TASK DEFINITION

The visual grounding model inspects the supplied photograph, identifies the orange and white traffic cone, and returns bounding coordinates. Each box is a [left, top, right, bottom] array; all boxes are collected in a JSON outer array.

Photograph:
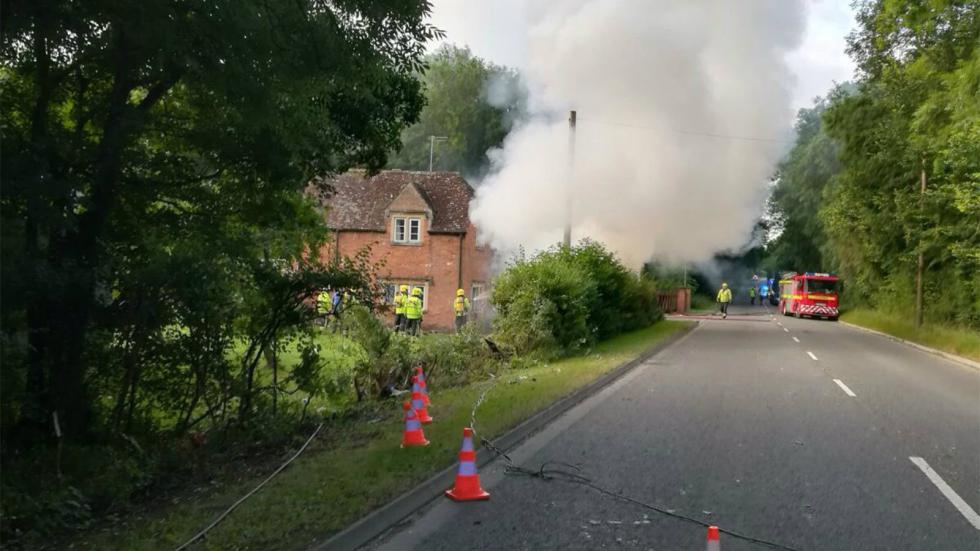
[[705, 525, 720, 551], [445, 427, 490, 501], [411, 376, 433, 424], [414, 366, 431, 407], [400, 401, 429, 447]]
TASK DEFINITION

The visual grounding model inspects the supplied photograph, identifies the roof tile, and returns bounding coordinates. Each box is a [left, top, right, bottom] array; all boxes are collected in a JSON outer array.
[[313, 170, 474, 233]]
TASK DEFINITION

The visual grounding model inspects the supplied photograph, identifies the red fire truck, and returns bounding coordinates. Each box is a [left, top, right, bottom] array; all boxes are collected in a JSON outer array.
[[778, 272, 841, 321]]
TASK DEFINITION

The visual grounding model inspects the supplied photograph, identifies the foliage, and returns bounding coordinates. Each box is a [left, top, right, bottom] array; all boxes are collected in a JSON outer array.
[[386, 44, 527, 176], [0, 0, 441, 541], [491, 241, 662, 356], [767, 0, 979, 328]]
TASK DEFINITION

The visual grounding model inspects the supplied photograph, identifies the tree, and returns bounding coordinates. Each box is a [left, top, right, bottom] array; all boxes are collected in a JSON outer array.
[[386, 44, 527, 177], [768, 0, 979, 327], [0, 0, 441, 440], [766, 91, 846, 273]]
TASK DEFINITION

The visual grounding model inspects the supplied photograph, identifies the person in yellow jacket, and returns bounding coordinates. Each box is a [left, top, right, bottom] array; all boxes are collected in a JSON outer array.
[[404, 287, 424, 336], [316, 289, 332, 327], [393, 284, 409, 332], [453, 288, 471, 333], [716, 282, 733, 319]]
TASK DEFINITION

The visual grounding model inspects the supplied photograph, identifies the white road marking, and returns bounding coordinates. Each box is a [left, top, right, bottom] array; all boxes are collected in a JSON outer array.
[[909, 456, 980, 530], [792, 337, 800, 343], [776, 322, 782, 326], [833, 379, 856, 397], [783, 327, 789, 333], [806, 351, 818, 361]]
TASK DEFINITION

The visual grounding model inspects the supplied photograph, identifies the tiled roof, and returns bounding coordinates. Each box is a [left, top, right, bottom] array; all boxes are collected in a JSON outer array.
[[313, 170, 474, 233]]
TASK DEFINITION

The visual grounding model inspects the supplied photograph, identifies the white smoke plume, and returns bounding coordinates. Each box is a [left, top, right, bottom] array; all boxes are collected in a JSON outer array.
[[469, 0, 806, 268]]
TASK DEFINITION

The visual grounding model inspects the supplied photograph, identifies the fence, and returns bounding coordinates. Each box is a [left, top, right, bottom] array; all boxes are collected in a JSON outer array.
[[657, 288, 691, 314]]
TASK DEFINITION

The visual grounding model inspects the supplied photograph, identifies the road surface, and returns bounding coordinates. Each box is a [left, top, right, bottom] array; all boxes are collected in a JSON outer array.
[[368, 305, 980, 550]]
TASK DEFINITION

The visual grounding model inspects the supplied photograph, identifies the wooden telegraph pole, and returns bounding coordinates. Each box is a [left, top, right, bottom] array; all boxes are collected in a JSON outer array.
[[915, 159, 926, 328], [563, 110, 576, 248]]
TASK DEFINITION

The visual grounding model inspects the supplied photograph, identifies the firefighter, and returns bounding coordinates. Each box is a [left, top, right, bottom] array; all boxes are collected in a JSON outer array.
[[316, 289, 332, 327], [453, 288, 471, 333], [405, 287, 424, 336], [393, 284, 409, 332], [716, 282, 732, 319], [749, 286, 756, 305]]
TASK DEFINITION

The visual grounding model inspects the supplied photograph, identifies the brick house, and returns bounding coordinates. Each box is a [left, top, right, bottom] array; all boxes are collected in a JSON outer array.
[[316, 170, 491, 330]]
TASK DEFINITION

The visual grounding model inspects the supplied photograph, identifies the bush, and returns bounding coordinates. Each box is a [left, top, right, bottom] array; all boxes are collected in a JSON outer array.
[[491, 241, 662, 356]]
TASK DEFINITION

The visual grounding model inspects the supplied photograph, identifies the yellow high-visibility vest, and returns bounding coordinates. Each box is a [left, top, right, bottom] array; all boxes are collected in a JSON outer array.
[[405, 296, 423, 320], [453, 297, 470, 316], [394, 293, 407, 315], [716, 288, 732, 303]]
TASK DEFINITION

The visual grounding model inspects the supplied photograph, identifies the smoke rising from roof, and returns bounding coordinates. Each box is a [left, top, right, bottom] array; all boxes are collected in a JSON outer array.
[[469, 0, 805, 268]]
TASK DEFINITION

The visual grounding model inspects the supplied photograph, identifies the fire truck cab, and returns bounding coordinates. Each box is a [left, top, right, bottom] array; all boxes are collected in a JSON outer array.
[[779, 272, 840, 321]]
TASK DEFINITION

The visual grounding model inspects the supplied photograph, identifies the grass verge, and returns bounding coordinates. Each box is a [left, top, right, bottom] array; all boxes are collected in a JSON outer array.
[[841, 308, 980, 362], [72, 321, 691, 550]]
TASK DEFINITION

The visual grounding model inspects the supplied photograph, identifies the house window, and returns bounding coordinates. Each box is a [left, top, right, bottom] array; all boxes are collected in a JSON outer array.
[[392, 216, 423, 244], [471, 282, 486, 300], [384, 281, 429, 311]]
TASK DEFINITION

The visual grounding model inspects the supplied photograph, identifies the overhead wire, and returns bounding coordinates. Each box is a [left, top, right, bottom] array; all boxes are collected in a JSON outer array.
[[575, 115, 795, 144]]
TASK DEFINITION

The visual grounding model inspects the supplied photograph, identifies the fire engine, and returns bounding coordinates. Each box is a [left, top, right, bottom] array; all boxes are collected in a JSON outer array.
[[778, 272, 840, 321]]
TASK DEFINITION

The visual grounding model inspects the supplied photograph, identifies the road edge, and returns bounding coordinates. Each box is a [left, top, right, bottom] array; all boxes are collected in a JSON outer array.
[[839, 320, 980, 372], [311, 320, 699, 551]]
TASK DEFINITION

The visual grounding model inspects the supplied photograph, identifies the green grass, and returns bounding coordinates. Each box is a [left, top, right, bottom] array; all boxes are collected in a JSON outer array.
[[72, 321, 691, 550], [841, 308, 980, 362]]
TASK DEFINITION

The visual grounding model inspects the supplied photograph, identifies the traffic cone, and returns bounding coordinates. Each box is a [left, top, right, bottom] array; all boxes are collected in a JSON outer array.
[[445, 427, 490, 501], [705, 525, 720, 551], [411, 376, 433, 424], [400, 401, 429, 447], [414, 366, 431, 407]]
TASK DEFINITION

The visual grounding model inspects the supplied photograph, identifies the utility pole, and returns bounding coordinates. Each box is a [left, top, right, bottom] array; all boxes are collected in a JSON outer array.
[[563, 110, 576, 248], [429, 136, 448, 172], [915, 159, 926, 328]]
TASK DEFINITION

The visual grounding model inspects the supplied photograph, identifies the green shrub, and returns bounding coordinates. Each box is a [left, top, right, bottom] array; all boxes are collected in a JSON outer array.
[[491, 241, 661, 356]]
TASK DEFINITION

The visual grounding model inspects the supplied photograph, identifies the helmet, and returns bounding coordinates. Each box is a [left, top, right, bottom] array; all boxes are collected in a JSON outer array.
[[412, 287, 423, 296], [399, 284, 408, 292], [721, 282, 728, 288], [456, 288, 465, 297]]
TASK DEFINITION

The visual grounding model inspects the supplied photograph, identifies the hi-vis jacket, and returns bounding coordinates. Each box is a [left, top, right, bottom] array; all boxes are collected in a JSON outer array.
[[405, 296, 423, 320], [716, 288, 732, 303], [453, 297, 471, 317], [393, 293, 407, 315]]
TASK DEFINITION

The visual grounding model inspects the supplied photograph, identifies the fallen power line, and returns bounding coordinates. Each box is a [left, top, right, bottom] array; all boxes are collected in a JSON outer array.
[[469, 381, 798, 551], [174, 422, 324, 551]]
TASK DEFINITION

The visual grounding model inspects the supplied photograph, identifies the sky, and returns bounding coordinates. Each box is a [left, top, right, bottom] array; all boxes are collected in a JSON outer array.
[[428, 0, 857, 116]]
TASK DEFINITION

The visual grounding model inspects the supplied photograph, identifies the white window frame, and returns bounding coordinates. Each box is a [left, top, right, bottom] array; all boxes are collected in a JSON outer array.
[[471, 282, 486, 300], [388, 281, 429, 312], [392, 216, 423, 244]]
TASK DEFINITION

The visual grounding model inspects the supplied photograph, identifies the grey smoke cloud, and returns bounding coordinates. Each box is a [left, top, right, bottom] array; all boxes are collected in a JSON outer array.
[[469, 0, 806, 267]]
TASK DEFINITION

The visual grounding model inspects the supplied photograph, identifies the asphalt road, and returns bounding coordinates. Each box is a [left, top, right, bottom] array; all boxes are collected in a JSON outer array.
[[369, 305, 980, 550]]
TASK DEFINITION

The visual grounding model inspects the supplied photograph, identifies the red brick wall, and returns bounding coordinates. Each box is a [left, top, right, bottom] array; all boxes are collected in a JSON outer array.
[[319, 219, 491, 331]]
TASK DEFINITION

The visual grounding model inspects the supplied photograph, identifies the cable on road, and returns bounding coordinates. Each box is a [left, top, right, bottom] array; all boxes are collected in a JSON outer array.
[[477, 407, 798, 550]]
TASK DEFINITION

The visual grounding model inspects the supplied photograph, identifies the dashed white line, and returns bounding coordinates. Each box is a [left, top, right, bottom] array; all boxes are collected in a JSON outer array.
[[776, 322, 782, 326], [910, 456, 980, 530], [792, 337, 800, 343], [783, 327, 789, 333], [806, 351, 818, 361], [833, 379, 856, 397]]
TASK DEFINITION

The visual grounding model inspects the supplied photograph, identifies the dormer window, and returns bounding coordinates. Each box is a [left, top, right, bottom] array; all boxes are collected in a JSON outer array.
[[393, 216, 423, 244]]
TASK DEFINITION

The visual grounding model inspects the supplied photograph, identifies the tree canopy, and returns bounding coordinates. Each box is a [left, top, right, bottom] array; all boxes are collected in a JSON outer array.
[[386, 44, 527, 177], [1, 0, 441, 441], [767, 0, 979, 326]]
